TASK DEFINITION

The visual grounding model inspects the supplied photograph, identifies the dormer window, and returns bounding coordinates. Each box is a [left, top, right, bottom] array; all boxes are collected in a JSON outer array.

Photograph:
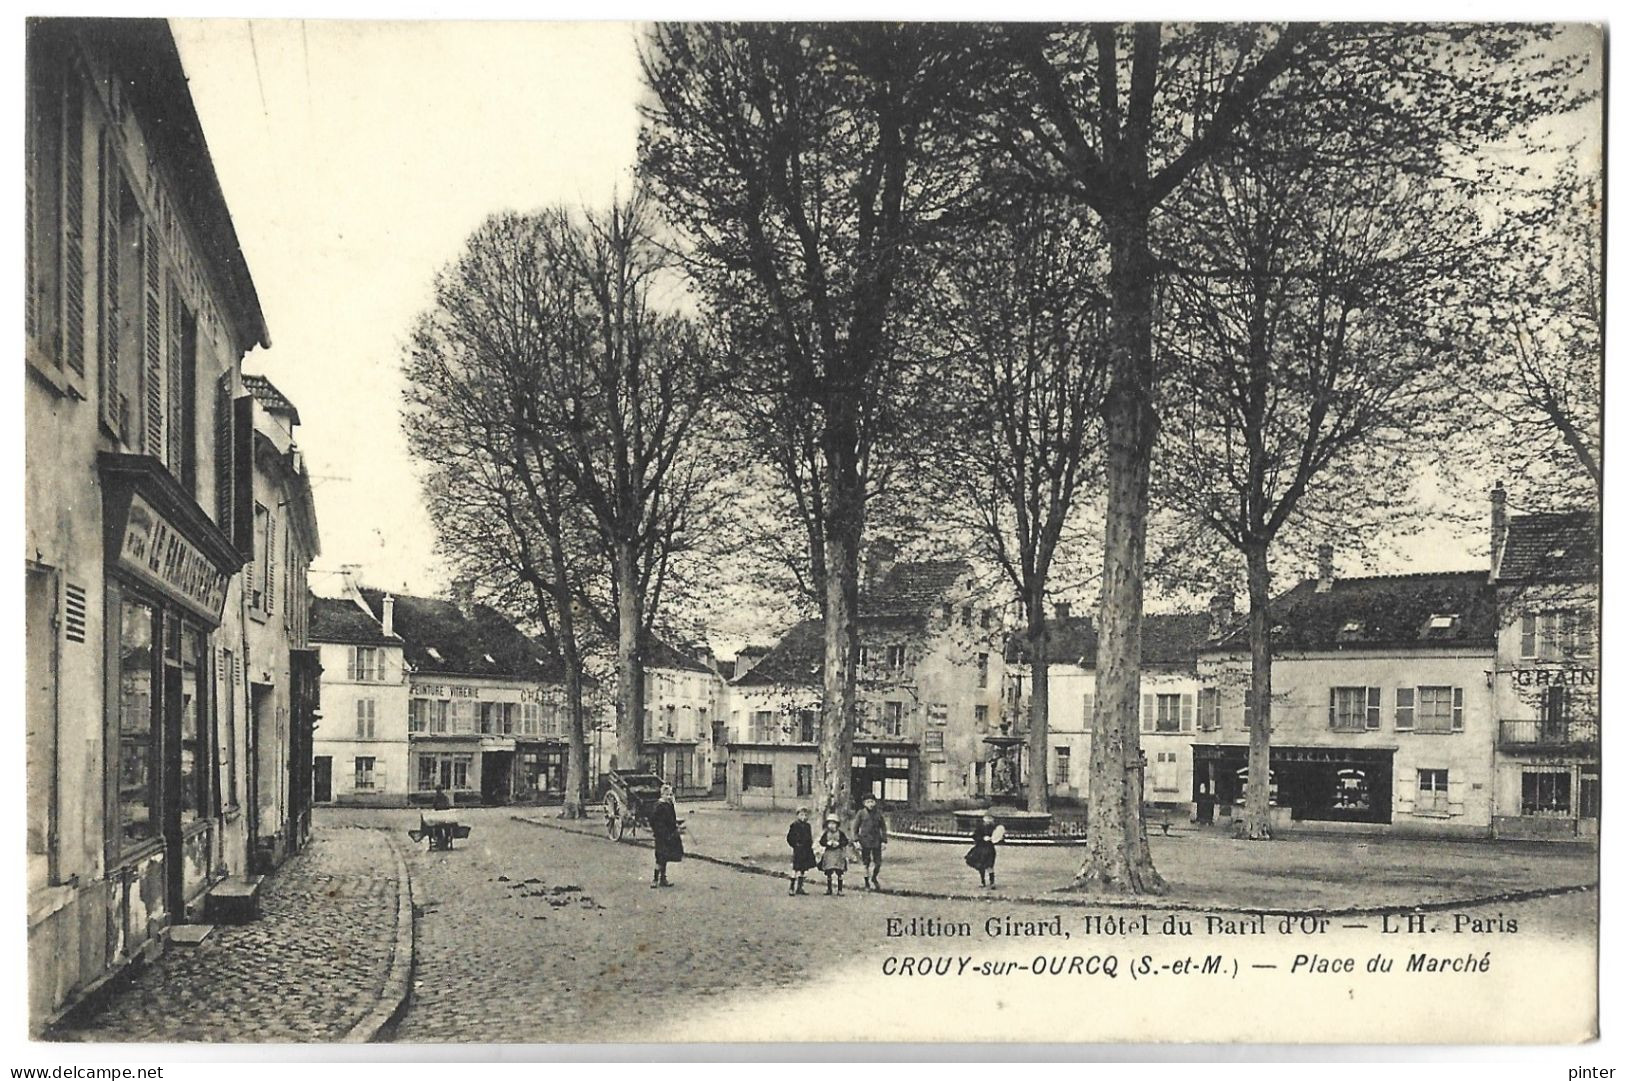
[[1339, 620, 1364, 641], [426, 646, 444, 662], [483, 652, 496, 665], [1429, 614, 1458, 630]]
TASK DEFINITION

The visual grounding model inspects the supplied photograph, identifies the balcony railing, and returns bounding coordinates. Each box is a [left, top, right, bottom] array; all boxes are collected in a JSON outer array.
[[1498, 718, 1599, 749]]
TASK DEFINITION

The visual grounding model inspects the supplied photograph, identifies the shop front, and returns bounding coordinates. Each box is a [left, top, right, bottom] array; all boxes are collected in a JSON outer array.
[[1194, 743, 1395, 826], [100, 455, 242, 934], [852, 741, 919, 808], [514, 741, 568, 802]]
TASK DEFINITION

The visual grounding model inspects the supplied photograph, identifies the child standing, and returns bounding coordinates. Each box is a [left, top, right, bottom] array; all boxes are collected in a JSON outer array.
[[853, 794, 888, 891], [965, 810, 998, 888], [818, 813, 850, 895], [786, 807, 815, 895]]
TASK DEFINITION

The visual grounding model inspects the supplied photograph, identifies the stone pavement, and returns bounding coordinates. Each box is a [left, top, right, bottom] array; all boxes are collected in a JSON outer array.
[[515, 804, 1600, 912], [357, 809, 1594, 1044], [52, 825, 405, 1042]]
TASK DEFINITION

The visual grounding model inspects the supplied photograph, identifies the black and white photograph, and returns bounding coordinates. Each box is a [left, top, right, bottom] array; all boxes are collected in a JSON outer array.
[[17, 14, 1604, 1049]]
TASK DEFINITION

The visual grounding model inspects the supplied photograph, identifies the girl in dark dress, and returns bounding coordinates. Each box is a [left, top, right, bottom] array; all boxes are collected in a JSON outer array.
[[965, 811, 998, 888], [649, 784, 684, 888], [785, 807, 815, 895]]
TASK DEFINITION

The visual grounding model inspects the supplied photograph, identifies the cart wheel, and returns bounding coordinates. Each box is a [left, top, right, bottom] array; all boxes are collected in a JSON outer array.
[[608, 814, 625, 842]]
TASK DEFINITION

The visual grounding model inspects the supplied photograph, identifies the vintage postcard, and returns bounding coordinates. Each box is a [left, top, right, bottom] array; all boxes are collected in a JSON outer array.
[[21, 17, 1601, 1047]]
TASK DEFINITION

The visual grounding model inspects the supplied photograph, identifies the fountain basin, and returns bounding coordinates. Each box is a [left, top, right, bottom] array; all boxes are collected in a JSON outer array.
[[952, 807, 1054, 836]]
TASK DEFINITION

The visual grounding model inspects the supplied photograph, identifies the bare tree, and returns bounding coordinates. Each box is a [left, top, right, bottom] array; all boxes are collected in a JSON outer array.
[[639, 23, 978, 817], [931, 194, 1109, 813]]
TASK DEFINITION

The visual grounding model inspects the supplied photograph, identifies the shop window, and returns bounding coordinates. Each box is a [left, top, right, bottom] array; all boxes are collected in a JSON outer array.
[[354, 756, 376, 791], [928, 761, 945, 799], [178, 624, 204, 826], [1579, 769, 1599, 819], [220, 647, 237, 807], [417, 756, 436, 792], [116, 597, 157, 843], [882, 776, 908, 802], [1333, 768, 1372, 812], [796, 764, 814, 797], [1415, 769, 1449, 815], [1521, 771, 1571, 816], [451, 754, 471, 790], [742, 763, 773, 790]]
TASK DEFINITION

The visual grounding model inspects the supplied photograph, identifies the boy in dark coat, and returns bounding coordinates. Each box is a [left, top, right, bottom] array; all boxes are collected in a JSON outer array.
[[853, 795, 888, 891], [649, 784, 684, 888], [785, 807, 815, 895]]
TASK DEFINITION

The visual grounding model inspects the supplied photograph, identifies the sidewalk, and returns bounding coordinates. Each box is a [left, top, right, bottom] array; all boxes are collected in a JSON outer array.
[[518, 804, 1598, 912], [51, 825, 410, 1043]]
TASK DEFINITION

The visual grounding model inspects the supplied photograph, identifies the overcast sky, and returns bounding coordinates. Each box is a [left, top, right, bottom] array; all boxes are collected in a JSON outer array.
[[172, 20, 646, 598], [166, 20, 1602, 626]]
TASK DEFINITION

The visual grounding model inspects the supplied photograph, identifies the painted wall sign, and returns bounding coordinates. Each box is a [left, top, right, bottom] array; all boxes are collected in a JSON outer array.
[[1512, 666, 1599, 688], [118, 492, 229, 621], [410, 683, 481, 699]]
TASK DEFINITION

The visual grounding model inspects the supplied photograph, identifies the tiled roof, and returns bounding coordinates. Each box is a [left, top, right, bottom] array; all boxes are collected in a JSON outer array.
[[309, 596, 399, 646], [357, 588, 567, 682], [1008, 612, 1215, 672], [1497, 509, 1598, 584], [733, 560, 974, 688], [241, 373, 300, 425], [645, 638, 713, 674], [1208, 571, 1496, 653]]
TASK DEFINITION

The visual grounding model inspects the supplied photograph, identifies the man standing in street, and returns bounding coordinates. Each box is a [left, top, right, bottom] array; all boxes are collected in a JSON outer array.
[[854, 794, 888, 891]]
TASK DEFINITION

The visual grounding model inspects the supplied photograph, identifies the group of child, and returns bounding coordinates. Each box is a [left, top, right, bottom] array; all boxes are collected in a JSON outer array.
[[785, 795, 891, 895], [785, 798, 1003, 894]]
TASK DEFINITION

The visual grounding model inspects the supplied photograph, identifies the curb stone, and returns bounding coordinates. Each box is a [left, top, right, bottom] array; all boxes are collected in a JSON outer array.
[[510, 813, 1597, 919], [341, 827, 415, 1043]]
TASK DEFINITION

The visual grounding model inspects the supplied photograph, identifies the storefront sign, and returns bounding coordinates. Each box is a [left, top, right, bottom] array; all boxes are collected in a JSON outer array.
[[1512, 666, 1598, 688], [410, 683, 481, 699], [117, 492, 229, 621]]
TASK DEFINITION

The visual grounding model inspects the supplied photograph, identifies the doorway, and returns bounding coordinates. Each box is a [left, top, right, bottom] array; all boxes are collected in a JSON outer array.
[[313, 756, 332, 804], [481, 750, 514, 805]]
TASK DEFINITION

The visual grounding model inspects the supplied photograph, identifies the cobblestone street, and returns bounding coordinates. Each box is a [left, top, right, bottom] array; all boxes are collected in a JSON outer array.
[[53, 826, 404, 1043]]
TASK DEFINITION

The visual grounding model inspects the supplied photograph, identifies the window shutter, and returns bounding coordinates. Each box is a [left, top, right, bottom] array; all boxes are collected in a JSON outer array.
[[97, 130, 121, 435], [1366, 687, 1381, 729], [60, 72, 86, 379], [1081, 693, 1093, 730], [1451, 687, 1464, 732], [214, 371, 233, 533], [1180, 694, 1194, 733], [265, 513, 277, 615], [356, 700, 367, 740], [1395, 687, 1415, 730], [1328, 687, 1336, 728], [165, 279, 183, 471], [347, 646, 358, 682], [142, 220, 164, 456], [25, 68, 38, 343], [1141, 693, 1153, 734], [374, 760, 386, 791]]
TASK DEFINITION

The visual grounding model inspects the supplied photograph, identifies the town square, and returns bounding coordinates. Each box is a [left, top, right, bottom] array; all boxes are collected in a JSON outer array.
[[20, 16, 1603, 1048]]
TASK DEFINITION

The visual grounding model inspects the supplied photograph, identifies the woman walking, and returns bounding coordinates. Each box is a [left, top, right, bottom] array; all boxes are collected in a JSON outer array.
[[965, 810, 998, 888], [817, 813, 850, 895], [649, 783, 684, 888], [786, 807, 815, 895]]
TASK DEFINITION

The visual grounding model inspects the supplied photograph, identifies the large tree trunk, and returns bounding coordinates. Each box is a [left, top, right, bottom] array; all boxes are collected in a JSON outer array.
[[562, 653, 590, 818], [1073, 211, 1166, 894], [1243, 543, 1274, 840], [1025, 596, 1051, 814], [613, 539, 645, 772], [817, 420, 863, 819]]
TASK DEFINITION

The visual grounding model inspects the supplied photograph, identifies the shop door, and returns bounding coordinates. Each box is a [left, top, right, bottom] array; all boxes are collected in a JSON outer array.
[[313, 756, 332, 804], [482, 751, 514, 805], [162, 663, 186, 917]]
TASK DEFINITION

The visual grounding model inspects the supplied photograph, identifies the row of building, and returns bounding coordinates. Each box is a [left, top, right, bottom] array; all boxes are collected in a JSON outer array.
[[26, 20, 325, 1032], [311, 500, 1598, 847]]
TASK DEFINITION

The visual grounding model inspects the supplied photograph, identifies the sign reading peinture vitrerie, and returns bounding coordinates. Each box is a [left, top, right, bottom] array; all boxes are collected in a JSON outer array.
[[117, 492, 230, 621]]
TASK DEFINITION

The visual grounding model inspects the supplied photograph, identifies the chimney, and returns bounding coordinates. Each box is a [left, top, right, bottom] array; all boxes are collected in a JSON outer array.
[[1316, 544, 1334, 593], [863, 539, 899, 590], [1054, 601, 1071, 623], [382, 594, 395, 638], [1208, 587, 1236, 638], [1490, 481, 1507, 579], [451, 576, 476, 618]]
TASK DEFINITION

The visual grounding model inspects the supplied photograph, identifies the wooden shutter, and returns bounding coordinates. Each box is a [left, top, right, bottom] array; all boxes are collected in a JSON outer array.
[[142, 220, 164, 456], [1080, 693, 1093, 730], [214, 371, 233, 533], [59, 72, 86, 379], [96, 129, 121, 435], [1141, 693, 1153, 733], [1365, 687, 1381, 729], [1180, 694, 1194, 733], [1327, 687, 1336, 728], [25, 64, 38, 344], [265, 512, 277, 615], [1395, 687, 1415, 730], [346, 646, 358, 682], [165, 279, 183, 471], [1451, 687, 1464, 732]]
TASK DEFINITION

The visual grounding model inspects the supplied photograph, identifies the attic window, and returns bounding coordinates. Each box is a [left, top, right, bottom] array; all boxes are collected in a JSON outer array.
[[1548, 547, 1567, 560], [483, 652, 496, 665], [1428, 614, 1458, 629], [426, 646, 444, 662], [1338, 620, 1364, 641]]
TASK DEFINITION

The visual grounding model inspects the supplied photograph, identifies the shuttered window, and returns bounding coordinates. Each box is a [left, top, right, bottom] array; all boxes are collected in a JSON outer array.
[[214, 372, 234, 532], [59, 68, 87, 383], [96, 129, 122, 437], [142, 220, 165, 457]]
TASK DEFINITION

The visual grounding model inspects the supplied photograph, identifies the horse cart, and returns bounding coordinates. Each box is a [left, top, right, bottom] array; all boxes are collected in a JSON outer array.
[[409, 814, 472, 851], [602, 770, 665, 842]]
